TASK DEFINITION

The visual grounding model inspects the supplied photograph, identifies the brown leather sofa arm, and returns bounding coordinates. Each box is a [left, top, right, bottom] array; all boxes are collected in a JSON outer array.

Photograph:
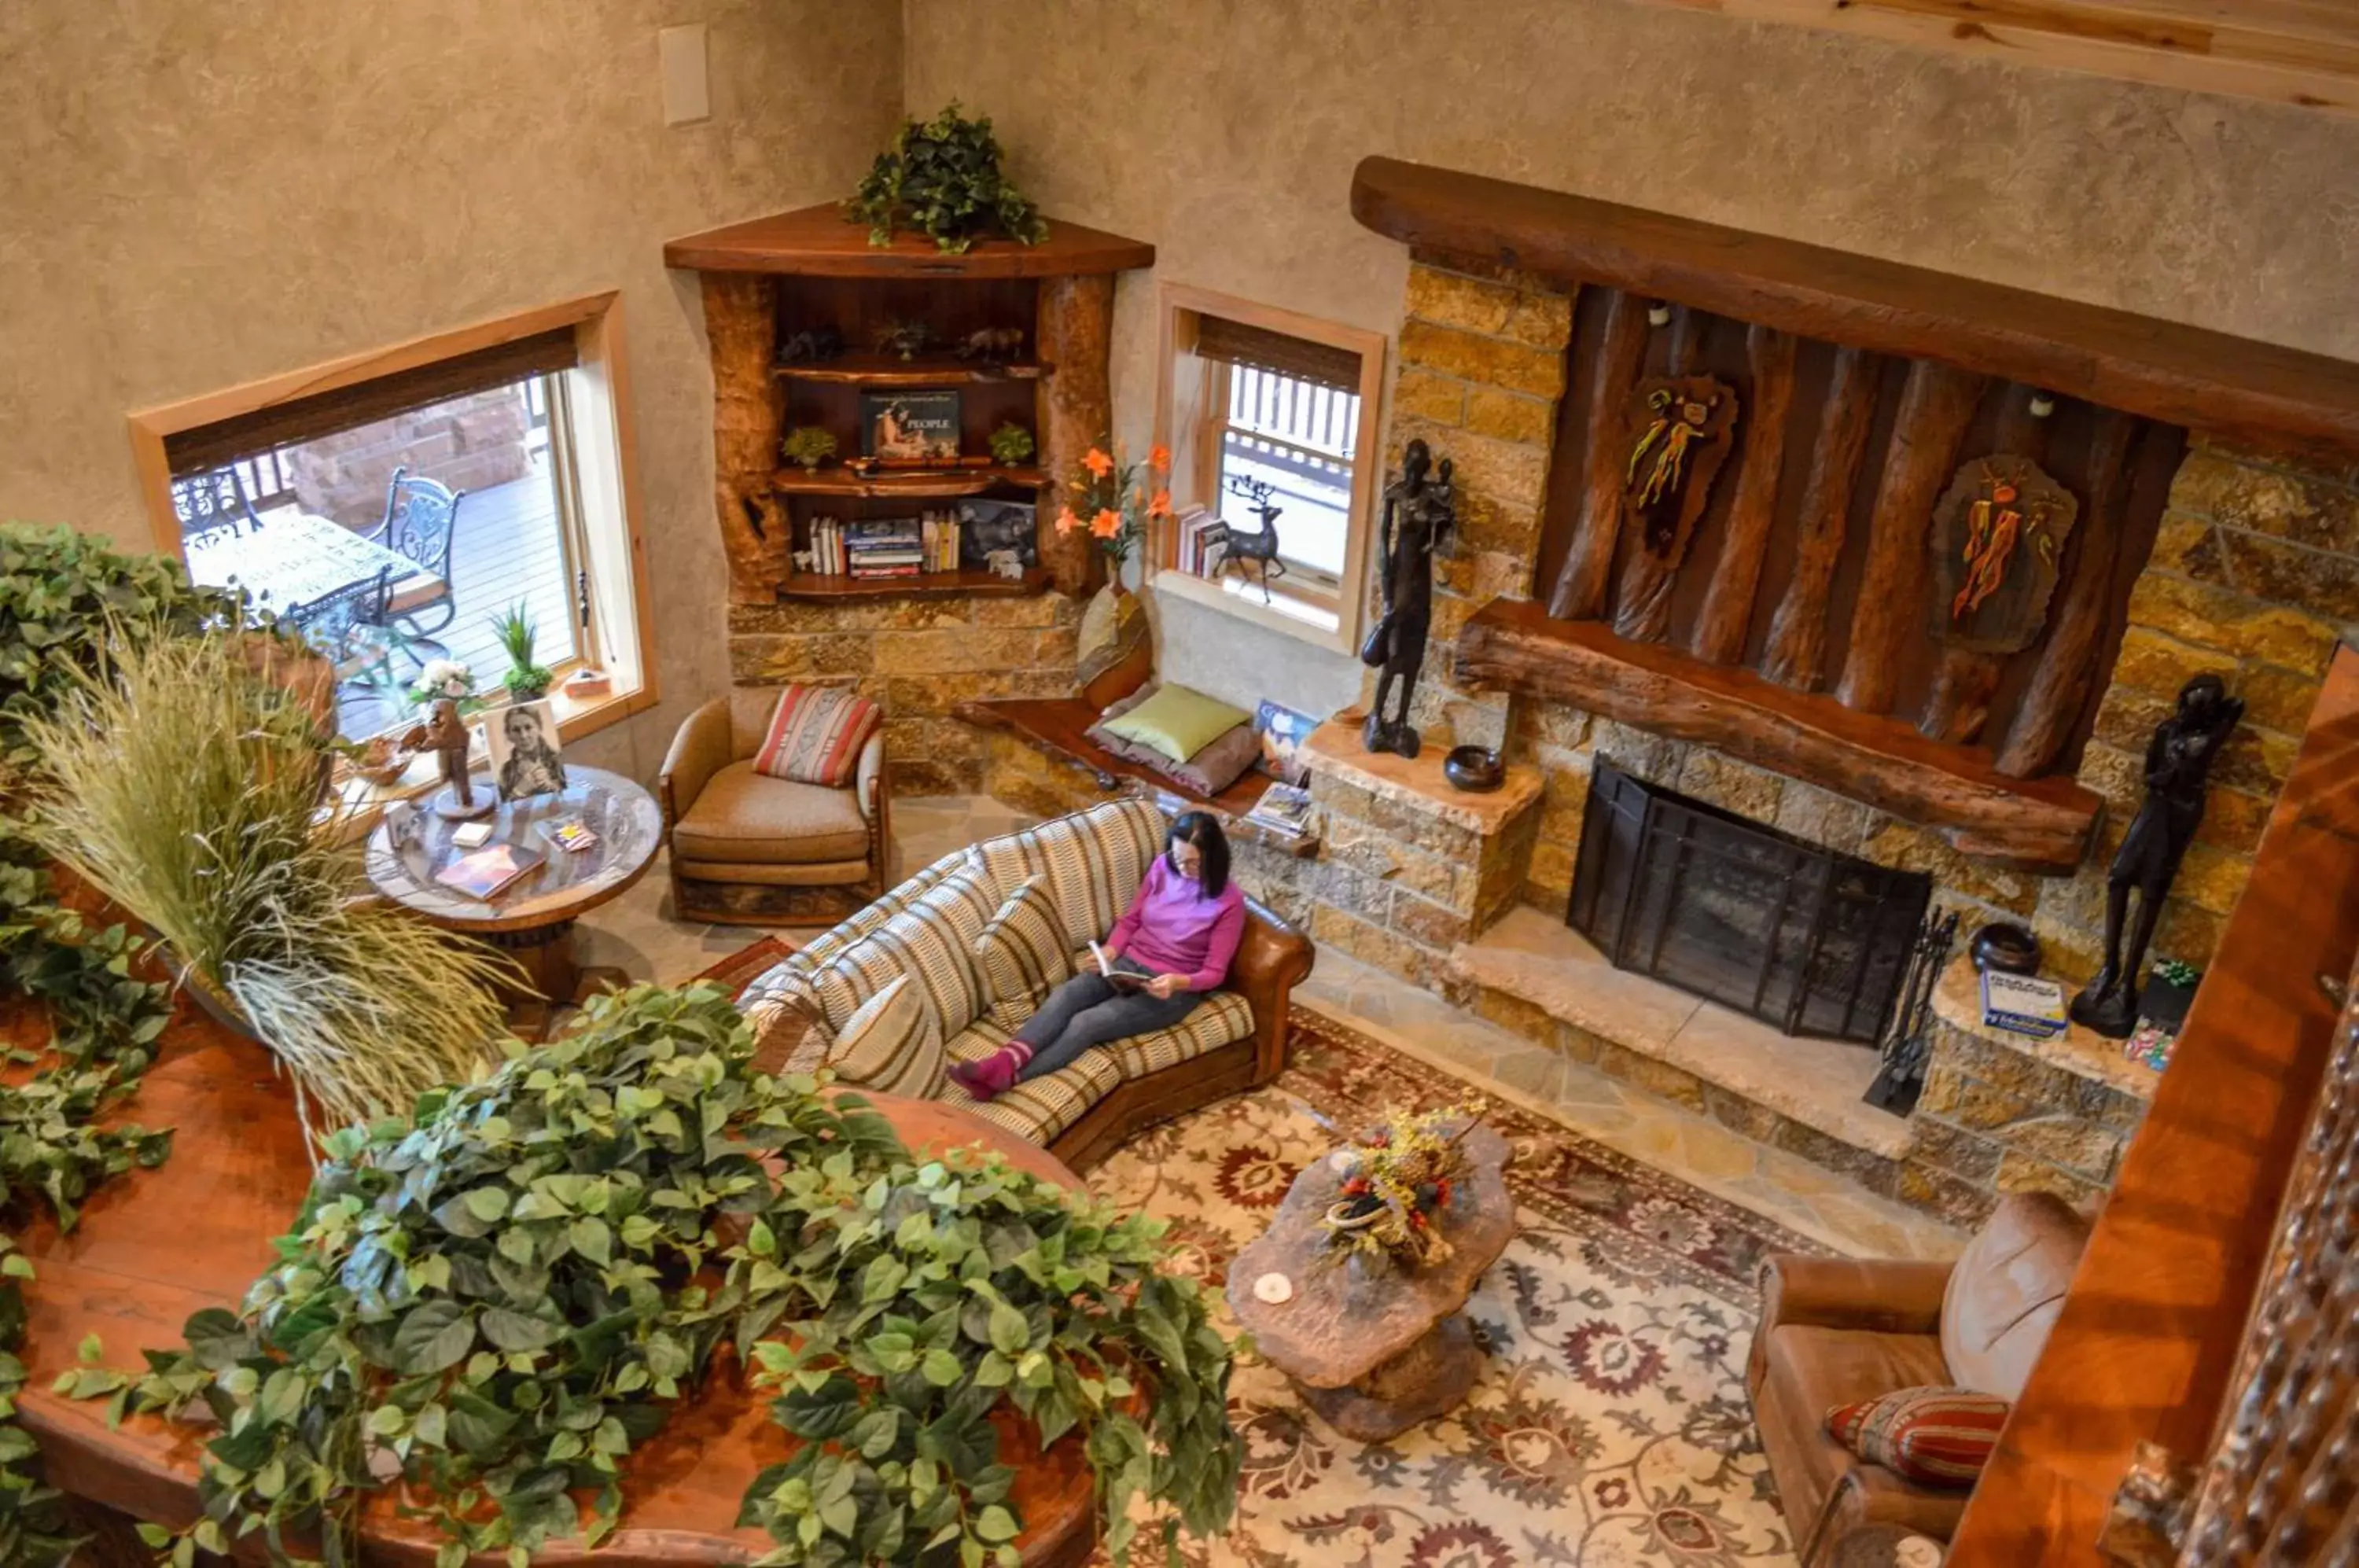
[[658, 698, 734, 830], [1230, 896, 1314, 1085], [1750, 1253, 1956, 1391]]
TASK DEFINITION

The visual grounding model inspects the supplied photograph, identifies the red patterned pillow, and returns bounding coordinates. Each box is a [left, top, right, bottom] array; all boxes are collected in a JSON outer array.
[[753, 685, 881, 787], [1825, 1386, 2008, 1488]]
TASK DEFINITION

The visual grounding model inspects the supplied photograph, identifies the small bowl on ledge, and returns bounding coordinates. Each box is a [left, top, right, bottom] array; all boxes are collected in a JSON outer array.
[[1443, 745, 1505, 793]]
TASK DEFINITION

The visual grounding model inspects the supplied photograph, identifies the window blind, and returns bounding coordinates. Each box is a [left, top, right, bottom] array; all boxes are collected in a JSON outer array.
[[165, 327, 581, 474], [1191, 315, 1364, 393]]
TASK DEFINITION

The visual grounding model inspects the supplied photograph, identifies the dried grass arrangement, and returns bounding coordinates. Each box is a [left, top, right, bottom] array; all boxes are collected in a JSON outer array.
[[20, 624, 516, 1140]]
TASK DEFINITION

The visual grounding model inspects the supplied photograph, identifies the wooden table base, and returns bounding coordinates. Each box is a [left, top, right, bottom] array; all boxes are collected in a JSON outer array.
[[1297, 1312, 1483, 1442], [480, 918, 628, 1041]]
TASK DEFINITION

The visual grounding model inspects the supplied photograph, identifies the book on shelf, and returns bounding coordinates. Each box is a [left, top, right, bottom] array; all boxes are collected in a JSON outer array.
[[852, 565, 923, 579], [1242, 782, 1314, 838]]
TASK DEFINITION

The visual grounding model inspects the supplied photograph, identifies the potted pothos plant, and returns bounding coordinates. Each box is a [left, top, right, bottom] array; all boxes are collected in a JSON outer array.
[[88, 984, 1242, 1567], [846, 103, 1048, 254]]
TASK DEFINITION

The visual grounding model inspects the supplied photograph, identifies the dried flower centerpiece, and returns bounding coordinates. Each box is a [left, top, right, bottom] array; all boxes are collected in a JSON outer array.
[[1319, 1103, 1483, 1272]]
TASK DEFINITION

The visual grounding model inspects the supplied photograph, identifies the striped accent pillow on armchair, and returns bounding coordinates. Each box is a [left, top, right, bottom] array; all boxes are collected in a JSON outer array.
[[753, 684, 881, 787]]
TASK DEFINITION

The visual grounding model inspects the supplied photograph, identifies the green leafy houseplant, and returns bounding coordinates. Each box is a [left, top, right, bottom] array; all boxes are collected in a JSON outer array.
[[93, 984, 1241, 1566], [0, 524, 224, 1566], [488, 605, 553, 702], [987, 422, 1036, 468], [782, 425, 840, 473], [22, 625, 515, 1139], [846, 103, 1048, 254]]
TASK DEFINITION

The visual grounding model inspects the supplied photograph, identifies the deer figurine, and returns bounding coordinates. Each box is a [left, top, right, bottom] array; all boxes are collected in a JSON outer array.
[[1203, 475, 1287, 602]]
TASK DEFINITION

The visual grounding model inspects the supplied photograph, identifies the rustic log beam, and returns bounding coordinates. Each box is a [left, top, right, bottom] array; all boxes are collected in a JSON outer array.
[[1352, 156, 2359, 462], [703, 274, 788, 604], [1690, 325, 1800, 664], [1835, 360, 1989, 713], [1458, 598, 2101, 872], [1995, 410, 2143, 778], [1036, 274, 1115, 598], [1919, 385, 2055, 744], [1760, 346, 1879, 690], [1545, 289, 1651, 620]]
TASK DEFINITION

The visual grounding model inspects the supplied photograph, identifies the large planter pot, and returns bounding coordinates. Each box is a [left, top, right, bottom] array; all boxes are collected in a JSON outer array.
[[175, 959, 260, 1044]]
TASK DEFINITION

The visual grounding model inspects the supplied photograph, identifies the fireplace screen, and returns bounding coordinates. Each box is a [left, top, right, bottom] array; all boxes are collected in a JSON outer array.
[[1567, 761, 1932, 1044]]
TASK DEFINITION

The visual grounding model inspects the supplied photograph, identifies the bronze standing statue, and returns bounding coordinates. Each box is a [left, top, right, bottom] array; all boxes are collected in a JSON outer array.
[[2068, 673, 2243, 1038], [1360, 439, 1456, 758]]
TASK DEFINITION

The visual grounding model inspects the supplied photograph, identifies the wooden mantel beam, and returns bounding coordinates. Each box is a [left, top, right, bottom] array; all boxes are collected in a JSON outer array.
[[1352, 156, 2359, 462]]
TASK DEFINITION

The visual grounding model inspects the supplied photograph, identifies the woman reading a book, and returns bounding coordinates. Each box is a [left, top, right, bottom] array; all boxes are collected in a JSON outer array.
[[949, 813, 1244, 1101]]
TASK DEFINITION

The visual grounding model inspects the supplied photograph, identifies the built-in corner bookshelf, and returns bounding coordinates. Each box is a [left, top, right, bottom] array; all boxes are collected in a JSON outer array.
[[663, 204, 1157, 605]]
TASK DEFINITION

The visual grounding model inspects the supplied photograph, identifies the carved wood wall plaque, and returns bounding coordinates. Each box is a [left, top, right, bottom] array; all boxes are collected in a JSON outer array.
[[1927, 455, 2079, 655], [1622, 374, 1738, 561]]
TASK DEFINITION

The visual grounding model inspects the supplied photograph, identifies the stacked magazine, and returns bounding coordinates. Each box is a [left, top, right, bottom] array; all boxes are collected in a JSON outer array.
[[1242, 782, 1313, 840]]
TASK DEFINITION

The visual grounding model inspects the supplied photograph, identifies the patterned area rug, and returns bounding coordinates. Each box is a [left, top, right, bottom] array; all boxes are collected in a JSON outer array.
[[699, 941, 1820, 1566]]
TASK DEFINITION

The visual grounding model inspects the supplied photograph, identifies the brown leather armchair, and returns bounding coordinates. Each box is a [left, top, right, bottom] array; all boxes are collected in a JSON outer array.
[[658, 691, 889, 925], [1746, 1191, 2090, 1568]]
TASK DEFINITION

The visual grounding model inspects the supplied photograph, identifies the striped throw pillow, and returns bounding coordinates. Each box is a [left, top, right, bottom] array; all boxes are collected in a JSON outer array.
[[1825, 1386, 2008, 1489], [753, 684, 881, 787], [966, 798, 1165, 951], [974, 874, 1074, 1014], [807, 867, 996, 1043], [821, 976, 942, 1099]]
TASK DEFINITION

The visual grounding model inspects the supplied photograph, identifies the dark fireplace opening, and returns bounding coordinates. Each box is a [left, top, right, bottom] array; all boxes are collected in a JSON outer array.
[[1567, 760, 1932, 1045]]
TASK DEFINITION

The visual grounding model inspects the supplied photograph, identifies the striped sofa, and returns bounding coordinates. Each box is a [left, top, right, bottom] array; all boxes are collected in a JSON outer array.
[[736, 799, 1316, 1171]]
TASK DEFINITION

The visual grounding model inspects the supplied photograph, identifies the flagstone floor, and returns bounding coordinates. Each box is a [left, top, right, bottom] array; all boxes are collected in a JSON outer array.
[[574, 795, 1960, 1264]]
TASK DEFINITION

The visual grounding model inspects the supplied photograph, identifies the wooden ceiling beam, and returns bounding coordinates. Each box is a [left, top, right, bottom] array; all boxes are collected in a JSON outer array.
[[1352, 156, 2359, 461]]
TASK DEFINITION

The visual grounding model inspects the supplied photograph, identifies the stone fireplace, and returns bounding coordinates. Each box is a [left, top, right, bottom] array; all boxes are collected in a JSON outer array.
[[1223, 156, 2359, 1224]]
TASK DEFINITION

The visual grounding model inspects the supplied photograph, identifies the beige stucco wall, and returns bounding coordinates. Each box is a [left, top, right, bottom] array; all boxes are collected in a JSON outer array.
[[903, 0, 2359, 712], [0, 0, 900, 777]]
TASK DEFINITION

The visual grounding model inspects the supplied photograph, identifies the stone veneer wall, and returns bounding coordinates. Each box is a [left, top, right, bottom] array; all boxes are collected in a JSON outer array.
[[728, 594, 1079, 797]]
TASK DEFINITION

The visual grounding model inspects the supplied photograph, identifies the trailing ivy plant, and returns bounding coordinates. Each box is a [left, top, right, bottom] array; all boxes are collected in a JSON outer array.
[[846, 103, 1048, 254], [92, 983, 1239, 1566], [0, 524, 226, 1566]]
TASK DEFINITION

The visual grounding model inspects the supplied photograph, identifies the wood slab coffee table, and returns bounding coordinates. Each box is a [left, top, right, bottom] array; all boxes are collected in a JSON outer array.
[[1227, 1121, 1514, 1441], [365, 764, 661, 1036]]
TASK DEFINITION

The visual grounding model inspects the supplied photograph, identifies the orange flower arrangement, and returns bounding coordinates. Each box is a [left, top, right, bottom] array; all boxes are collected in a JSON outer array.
[[1055, 440, 1168, 571]]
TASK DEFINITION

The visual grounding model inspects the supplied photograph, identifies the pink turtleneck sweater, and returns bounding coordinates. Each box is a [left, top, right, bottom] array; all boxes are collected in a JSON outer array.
[[1106, 856, 1246, 992]]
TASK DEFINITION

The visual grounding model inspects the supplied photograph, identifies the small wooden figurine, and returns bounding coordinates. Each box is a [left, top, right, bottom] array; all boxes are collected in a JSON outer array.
[[1928, 455, 2079, 653], [1360, 439, 1456, 758], [2069, 674, 2243, 1038], [425, 698, 491, 821], [1622, 376, 1737, 559]]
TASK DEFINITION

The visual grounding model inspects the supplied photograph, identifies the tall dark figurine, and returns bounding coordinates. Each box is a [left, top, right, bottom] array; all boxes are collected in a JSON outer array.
[[1359, 439, 1456, 758], [2069, 673, 2243, 1038]]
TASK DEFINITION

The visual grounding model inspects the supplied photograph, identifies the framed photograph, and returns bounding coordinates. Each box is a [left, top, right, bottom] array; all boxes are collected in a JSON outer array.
[[861, 391, 961, 462], [955, 499, 1037, 569], [486, 700, 569, 801], [1253, 700, 1319, 786]]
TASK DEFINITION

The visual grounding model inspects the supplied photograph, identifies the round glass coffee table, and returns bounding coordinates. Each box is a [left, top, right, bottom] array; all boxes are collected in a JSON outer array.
[[365, 764, 662, 1036]]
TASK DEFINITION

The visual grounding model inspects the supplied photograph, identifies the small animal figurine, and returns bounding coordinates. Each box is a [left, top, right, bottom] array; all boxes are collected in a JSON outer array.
[[1202, 475, 1287, 602], [873, 320, 932, 361], [955, 326, 1025, 365], [985, 549, 1025, 581], [778, 326, 845, 364]]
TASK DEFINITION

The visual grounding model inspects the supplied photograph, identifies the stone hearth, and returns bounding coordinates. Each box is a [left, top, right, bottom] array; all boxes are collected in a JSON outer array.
[[1447, 907, 2155, 1223]]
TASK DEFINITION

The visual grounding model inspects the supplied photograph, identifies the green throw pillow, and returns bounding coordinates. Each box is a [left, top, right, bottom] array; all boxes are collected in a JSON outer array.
[[1099, 683, 1253, 764]]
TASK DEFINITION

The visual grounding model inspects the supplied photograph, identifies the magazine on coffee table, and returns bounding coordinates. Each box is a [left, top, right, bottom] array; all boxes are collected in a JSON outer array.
[[434, 842, 544, 902]]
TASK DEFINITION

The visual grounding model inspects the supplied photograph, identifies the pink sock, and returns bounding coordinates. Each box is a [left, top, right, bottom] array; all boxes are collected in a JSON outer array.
[[949, 1045, 1028, 1100]]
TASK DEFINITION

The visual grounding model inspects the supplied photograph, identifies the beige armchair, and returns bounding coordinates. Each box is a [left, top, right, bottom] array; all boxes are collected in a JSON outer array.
[[657, 690, 890, 924]]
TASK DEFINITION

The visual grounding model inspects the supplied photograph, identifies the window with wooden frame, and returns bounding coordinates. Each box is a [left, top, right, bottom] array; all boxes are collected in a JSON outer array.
[[1153, 285, 1386, 652], [127, 294, 657, 753]]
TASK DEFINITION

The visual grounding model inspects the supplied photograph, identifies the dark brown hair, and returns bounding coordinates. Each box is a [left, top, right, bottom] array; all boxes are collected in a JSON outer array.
[[1166, 811, 1231, 900]]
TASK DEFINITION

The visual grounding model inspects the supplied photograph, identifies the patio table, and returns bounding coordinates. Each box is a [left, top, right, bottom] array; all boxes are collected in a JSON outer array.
[[183, 508, 446, 617]]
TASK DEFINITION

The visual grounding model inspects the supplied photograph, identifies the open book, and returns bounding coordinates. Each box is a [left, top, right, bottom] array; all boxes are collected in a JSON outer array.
[[1087, 940, 1149, 991]]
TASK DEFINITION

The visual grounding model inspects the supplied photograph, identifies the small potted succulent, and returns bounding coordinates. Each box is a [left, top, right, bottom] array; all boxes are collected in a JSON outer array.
[[988, 421, 1036, 467], [782, 425, 839, 472], [488, 603, 553, 702]]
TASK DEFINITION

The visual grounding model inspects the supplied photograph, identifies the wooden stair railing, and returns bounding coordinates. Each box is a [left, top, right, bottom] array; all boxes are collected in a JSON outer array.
[[1945, 642, 2359, 1566]]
